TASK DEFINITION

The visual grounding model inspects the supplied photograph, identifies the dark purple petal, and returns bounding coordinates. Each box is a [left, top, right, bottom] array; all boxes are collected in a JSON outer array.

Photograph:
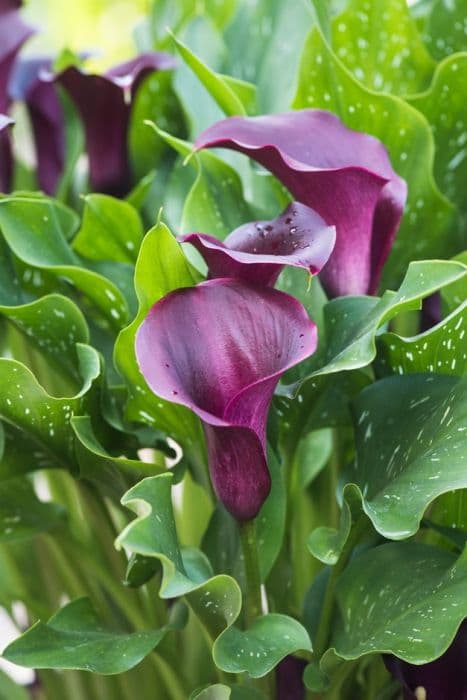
[[276, 655, 307, 700], [54, 53, 176, 196], [195, 110, 407, 297], [0, 113, 13, 192], [9, 57, 64, 194], [384, 621, 467, 700], [420, 292, 442, 332], [0, 2, 34, 113], [179, 202, 335, 286], [135, 279, 317, 520]]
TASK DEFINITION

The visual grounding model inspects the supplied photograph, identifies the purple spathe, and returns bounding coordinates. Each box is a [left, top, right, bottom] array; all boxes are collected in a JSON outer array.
[[9, 56, 64, 194], [135, 279, 317, 520], [54, 53, 176, 196], [179, 202, 335, 286], [195, 109, 407, 298], [384, 620, 467, 699], [0, 113, 13, 192]]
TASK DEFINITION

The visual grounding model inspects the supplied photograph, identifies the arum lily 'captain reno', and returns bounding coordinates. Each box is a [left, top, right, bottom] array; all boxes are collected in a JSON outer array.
[[54, 53, 176, 196], [135, 279, 317, 521], [384, 620, 467, 700], [179, 201, 336, 287], [195, 109, 407, 298], [9, 56, 64, 194]]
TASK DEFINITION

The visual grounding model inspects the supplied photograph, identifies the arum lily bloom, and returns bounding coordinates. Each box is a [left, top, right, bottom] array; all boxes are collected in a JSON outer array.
[[0, 0, 34, 114], [135, 279, 317, 520], [54, 53, 176, 196], [0, 113, 13, 192], [384, 620, 467, 699], [179, 202, 336, 287], [9, 57, 64, 194], [195, 110, 407, 298]]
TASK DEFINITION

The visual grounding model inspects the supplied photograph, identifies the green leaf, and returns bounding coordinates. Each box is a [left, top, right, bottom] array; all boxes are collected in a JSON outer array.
[[113, 220, 203, 452], [73, 195, 143, 264], [322, 0, 435, 95], [213, 614, 312, 678], [0, 478, 64, 541], [408, 54, 467, 221], [0, 197, 129, 330], [151, 126, 252, 238], [71, 415, 168, 493], [117, 474, 311, 675], [191, 684, 265, 700], [0, 294, 89, 383], [2, 597, 165, 674], [170, 32, 250, 116], [423, 0, 467, 59], [331, 542, 467, 663], [293, 28, 456, 289], [224, 0, 314, 112], [349, 373, 467, 539], [0, 669, 30, 700], [0, 345, 101, 476], [376, 301, 467, 377], [295, 259, 467, 387], [307, 500, 352, 566], [129, 70, 186, 181], [442, 252, 467, 313]]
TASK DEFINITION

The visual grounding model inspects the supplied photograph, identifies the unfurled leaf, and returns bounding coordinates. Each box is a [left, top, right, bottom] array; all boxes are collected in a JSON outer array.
[[0, 345, 100, 477], [213, 614, 311, 678], [423, 0, 467, 59], [349, 373, 467, 539], [323, 0, 434, 95], [376, 301, 467, 377], [73, 194, 143, 264], [408, 54, 467, 220], [0, 196, 129, 330], [118, 474, 311, 675], [331, 543, 467, 663], [2, 597, 165, 674]]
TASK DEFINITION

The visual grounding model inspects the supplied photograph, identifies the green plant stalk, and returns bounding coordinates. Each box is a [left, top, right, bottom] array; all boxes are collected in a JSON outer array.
[[239, 519, 277, 697], [313, 517, 368, 659], [239, 519, 263, 626]]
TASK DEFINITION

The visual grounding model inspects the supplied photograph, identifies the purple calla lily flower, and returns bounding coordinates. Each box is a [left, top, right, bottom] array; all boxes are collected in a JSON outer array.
[[276, 655, 307, 699], [384, 620, 467, 699], [194, 110, 407, 298], [179, 202, 336, 287], [0, 0, 34, 113], [0, 113, 13, 192], [54, 53, 176, 196], [135, 279, 317, 521], [9, 57, 64, 194]]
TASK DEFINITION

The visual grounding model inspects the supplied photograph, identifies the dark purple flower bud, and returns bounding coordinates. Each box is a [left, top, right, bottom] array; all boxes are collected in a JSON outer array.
[[135, 279, 317, 521], [179, 202, 335, 287], [195, 110, 407, 298], [0, 0, 35, 113], [384, 620, 467, 700], [54, 53, 176, 196], [9, 56, 64, 194], [276, 655, 307, 700], [0, 113, 13, 192], [420, 292, 442, 332]]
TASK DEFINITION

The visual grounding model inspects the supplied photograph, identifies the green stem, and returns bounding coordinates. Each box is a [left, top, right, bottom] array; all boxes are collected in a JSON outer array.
[[239, 520, 263, 626], [313, 517, 368, 659]]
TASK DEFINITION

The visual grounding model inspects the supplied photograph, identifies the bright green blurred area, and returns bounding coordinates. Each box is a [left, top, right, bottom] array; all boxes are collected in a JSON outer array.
[[23, 0, 149, 69]]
